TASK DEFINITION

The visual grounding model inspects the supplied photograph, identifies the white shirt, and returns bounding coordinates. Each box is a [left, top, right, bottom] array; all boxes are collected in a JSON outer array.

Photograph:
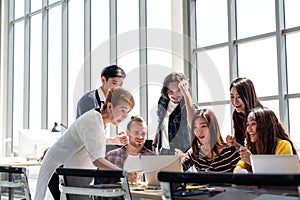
[[34, 110, 106, 200], [123, 153, 142, 171], [161, 101, 178, 149]]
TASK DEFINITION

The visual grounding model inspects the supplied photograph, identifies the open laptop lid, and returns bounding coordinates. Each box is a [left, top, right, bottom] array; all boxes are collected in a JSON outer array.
[[141, 155, 183, 187], [250, 155, 300, 174]]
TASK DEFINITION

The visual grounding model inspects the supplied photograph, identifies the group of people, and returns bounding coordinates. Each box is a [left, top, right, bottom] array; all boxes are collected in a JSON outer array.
[[34, 65, 298, 200]]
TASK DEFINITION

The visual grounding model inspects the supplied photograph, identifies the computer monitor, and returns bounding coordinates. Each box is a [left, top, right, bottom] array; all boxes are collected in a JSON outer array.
[[18, 129, 61, 159]]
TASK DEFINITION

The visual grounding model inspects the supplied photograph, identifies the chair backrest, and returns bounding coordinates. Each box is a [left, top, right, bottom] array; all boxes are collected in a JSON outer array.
[[0, 166, 31, 200], [56, 168, 131, 200]]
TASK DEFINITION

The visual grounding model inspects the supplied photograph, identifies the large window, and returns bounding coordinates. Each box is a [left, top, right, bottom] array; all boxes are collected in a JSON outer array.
[[2, 0, 176, 155], [192, 0, 300, 149]]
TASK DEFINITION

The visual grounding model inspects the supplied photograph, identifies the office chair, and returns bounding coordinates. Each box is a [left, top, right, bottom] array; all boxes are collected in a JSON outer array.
[[56, 168, 131, 200], [0, 166, 31, 200]]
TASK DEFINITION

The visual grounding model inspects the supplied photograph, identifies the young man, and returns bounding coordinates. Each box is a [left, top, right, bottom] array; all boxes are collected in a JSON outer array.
[[105, 116, 156, 171], [153, 72, 196, 155], [76, 65, 126, 118]]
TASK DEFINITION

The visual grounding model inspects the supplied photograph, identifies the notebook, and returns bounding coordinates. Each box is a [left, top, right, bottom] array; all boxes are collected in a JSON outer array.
[[250, 155, 300, 174], [141, 155, 183, 187]]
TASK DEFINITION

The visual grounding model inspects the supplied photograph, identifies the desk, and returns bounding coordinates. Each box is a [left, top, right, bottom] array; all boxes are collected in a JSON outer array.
[[0, 157, 41, 199], [0, 157, 40, 167], [158, 172, 300, 200], [130, 188, 162, 200]]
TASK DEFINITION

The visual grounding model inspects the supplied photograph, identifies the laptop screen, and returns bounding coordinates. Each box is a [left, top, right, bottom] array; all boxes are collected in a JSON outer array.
[[250, 155, 300, 174], [141, 155, 183, 187]]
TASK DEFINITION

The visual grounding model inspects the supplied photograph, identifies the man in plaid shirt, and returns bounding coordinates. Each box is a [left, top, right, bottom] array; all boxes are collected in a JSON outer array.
[[105, 116, 156, 170]]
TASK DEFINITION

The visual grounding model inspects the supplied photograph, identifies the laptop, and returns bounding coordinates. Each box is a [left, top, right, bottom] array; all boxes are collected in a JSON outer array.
[[250, 155, 300, 174], [141, 155, 183, 187]]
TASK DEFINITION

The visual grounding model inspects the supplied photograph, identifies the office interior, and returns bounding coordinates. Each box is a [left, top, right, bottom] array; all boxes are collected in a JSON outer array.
[[1, 0, 300, 165]]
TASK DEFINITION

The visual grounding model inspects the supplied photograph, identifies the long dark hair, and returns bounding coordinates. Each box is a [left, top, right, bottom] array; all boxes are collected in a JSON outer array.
[[246, 107, 297, 155], [161, 72, 185, 99], [190, 109, 225, 160], [230, 77, 263, 114]]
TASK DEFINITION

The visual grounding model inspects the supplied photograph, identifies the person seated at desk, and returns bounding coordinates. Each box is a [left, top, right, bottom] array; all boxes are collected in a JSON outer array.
[[175, 109, 240, 172], [234, 107, 298, 172], [105, 115, 156, 172]]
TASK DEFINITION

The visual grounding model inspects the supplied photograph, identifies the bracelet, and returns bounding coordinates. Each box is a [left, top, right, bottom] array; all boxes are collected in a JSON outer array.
[[152, 143, 157, 148]]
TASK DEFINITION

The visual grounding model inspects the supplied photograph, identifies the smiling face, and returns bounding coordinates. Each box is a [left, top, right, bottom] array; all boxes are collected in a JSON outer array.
[[101, 76, 124, 96], [127, 121, 147, 149], [193, 117, 210, 145], [246, 117, 258, 143], [230, 86, 246, 113], [108, 101, 131, 125], [167, 81, 183, 104]]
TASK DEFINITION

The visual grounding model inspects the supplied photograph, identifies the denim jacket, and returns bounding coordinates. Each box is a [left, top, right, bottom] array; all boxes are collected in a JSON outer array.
[[157, 97, 190, 154]]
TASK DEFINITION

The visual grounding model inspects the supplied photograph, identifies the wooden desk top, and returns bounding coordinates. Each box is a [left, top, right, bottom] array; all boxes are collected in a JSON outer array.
[[0, 157, 41, 166], [130, 188, 162, 200]]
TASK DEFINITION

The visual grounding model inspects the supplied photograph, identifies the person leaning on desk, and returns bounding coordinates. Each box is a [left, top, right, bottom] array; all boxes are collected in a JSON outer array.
[[34, 88, 139, 200], [234, 107, 298, 173]]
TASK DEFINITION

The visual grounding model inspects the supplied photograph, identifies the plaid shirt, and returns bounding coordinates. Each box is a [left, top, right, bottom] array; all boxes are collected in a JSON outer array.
[[105, 146, 156, 168]]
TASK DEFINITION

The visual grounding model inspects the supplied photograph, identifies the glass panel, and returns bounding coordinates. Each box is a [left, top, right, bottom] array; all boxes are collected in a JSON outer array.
[[30, 14, 42, 129], [91, 0, 110, 88], [118, 51, 140, 131], [48, 0, 59, 6], [238, 37, 278, 97], [236, 0, 275, 39], [69, 0, 84, 121], [147, 50, 172, 140], [286, 32, 300, 94], [260, 100, 279, 117], [117, 0, 139, 34], [289, 98, 300, 150], [197, 47, 229, 103], [48, 5, 62, 129], [285, 0, 300, 29], [196, 0, 228, 46], [147, 0, 171, 30], [13, 21, 24, 148], [14, 0, 24, 19], [31, 0, 42, 12]]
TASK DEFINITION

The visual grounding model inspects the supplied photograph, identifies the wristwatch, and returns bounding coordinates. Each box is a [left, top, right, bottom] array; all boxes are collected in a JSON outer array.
[[152, 143, 157, 148]]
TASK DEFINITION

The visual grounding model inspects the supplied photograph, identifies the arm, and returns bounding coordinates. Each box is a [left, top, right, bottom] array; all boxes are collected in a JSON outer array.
[[106, 132, 128, 146], [179, 79, 196, 128], [93, 158, 121, 170], [152, 129, 158, 152], [93, 158, 138, 183], [76, 95, 96, 118]]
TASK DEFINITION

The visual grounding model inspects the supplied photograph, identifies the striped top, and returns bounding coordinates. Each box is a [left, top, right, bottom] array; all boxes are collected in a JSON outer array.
[[182, 146, 240, 172]]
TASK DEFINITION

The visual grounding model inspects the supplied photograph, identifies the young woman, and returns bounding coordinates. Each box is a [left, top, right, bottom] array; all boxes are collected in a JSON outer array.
[[229, 77, 263, 146], [177, 109, 240, 172], [35, 87, 136, 200], [234, 107, 297, 172]]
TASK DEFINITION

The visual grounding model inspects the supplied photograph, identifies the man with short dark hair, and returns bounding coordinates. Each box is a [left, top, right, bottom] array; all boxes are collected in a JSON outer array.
[[76, 65, 126, 118]]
